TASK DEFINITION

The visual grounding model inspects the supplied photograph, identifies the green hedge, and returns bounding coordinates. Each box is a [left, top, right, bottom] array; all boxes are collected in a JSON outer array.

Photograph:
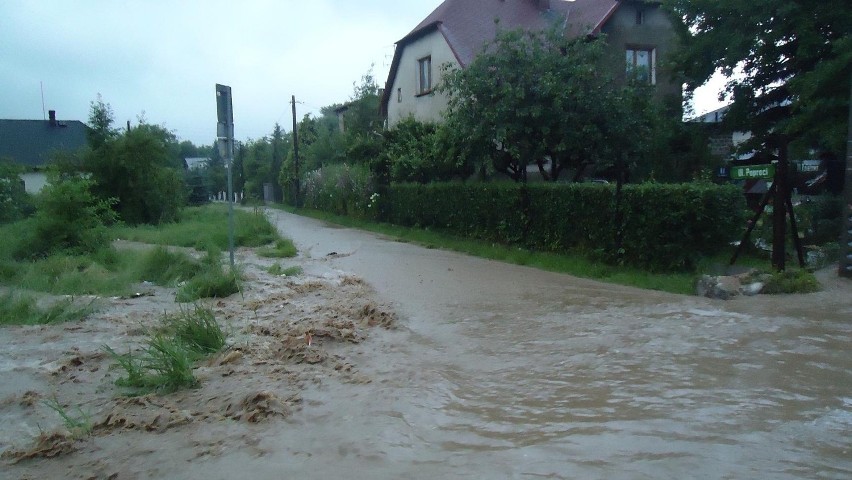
[[384, 182, 745, 270]]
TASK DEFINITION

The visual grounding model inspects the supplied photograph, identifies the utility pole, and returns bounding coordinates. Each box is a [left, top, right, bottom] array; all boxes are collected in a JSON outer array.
[[291, 95, 300, 207], [839, 75, 852, 277], [216, 84, 236, 269]]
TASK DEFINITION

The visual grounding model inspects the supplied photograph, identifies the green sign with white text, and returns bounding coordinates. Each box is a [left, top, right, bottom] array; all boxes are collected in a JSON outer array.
[[731, 164, 775, 180]]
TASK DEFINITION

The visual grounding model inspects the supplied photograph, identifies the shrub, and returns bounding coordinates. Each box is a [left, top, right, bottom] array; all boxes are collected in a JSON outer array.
[[12, 174, 117, 260], [302, 163, 375, 218], [762, 269, 821, 294], [384, 181, 745, 271]]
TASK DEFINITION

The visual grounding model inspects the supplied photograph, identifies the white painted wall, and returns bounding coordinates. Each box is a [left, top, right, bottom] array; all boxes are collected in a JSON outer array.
[[20, 172, 47, 194], [387, 30, 459, 126]]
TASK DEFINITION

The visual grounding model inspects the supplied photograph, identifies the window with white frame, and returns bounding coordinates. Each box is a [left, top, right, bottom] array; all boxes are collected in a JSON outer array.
[[626, 47, 655, 85], [418, 56, 432, 94]]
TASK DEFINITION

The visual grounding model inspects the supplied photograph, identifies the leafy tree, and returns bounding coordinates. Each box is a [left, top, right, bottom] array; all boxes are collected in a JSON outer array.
[[83, 99, 186, 224], [87, 94, 119, 150], [667, 0, 852, 154], [441, 28, 663, 182]]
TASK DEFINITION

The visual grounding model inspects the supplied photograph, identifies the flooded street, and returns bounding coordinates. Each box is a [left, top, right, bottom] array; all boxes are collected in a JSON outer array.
[[260, 209, 852, 479]]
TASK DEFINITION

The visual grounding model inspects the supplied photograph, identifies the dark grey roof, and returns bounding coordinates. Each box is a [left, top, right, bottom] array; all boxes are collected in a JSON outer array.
[[0, 118, 89, 168]]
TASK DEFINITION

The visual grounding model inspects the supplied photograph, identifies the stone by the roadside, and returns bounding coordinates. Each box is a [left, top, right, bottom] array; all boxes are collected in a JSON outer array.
[[697, 275, 742, 300], [742, 282, 765, 296]]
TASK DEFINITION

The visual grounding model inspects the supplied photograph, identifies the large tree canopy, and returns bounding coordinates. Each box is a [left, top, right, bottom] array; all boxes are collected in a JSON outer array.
[[667, 0, 852, 153], [440, 28, 662, 182]]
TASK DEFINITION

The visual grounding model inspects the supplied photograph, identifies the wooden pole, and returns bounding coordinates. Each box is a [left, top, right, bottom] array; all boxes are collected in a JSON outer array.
[[771, 138, 789, 271]]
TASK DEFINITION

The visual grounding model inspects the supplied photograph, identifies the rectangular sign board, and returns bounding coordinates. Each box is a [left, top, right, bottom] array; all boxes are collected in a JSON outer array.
[[731, 164, 775, 180]]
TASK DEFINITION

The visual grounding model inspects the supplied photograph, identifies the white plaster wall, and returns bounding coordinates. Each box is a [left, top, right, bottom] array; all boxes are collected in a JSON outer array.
[[387, 30, 459, 126], [20, 172, 48, 194]]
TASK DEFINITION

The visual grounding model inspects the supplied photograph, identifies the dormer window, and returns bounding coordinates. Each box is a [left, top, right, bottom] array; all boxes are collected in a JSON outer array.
[[418, 56, 432, 95]]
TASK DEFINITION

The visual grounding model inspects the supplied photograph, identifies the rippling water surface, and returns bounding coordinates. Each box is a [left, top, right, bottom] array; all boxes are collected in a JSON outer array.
[[264, 211, 852, 479]]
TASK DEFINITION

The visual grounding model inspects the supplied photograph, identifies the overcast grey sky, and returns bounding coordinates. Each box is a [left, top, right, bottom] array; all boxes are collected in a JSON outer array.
[[0, 0, 444, 145], [1, 0, 722, 147]]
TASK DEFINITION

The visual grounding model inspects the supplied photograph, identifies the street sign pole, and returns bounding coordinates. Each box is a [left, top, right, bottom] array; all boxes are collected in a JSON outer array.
[[216, 84, 235, 269]]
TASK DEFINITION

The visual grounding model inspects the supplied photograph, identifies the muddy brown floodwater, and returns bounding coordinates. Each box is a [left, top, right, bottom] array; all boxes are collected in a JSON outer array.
[[2, 208, 851, 480]]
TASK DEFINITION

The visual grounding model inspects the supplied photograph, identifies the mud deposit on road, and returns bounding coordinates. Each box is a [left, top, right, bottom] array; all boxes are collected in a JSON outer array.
[[0, 247, 396, 479]]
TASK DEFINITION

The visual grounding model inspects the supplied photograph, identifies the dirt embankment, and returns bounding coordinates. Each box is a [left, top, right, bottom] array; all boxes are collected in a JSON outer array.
[[0, 246, 396, 478]]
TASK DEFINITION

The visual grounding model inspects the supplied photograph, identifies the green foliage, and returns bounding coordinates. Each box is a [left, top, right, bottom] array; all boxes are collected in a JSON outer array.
[[12, 174, 117, 260], [257, 238, 298, 258], [762, 269, 821, 294], [384, 182, 745, 270], [668, 0, 851, 154], [797, 195, 844, 245], [302, 163, 375, 218], [113, 205, 282, 250], [105, 307, 225, 395], [42, 398, 93, 439], [84, 98, 186, 225], [163, 305, 226, 356], [441, 27, 665, 182], [0, 160, 35, 224], [87, 94, 119, 150], [135, 247, 200, 286], [0, 291, 95, 326], [381, 119, 470, 183], [267, 264, 302, 277], [175, 249, 240, 303], [108, 335, 198, 394]]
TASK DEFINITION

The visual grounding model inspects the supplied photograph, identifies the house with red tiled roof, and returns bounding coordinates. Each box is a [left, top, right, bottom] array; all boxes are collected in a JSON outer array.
[[381, 0, 680, 127]]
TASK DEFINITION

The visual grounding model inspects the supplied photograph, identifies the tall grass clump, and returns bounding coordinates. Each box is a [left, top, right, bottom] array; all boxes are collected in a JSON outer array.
[[175, 248, 240, 303], [0, 291, 95, 326], [113, 204, 282, 250], [104, 307, 225, 395], [257, 238, 297, 258], [135, 246, 200, 286], [163, 305, 226, 355]]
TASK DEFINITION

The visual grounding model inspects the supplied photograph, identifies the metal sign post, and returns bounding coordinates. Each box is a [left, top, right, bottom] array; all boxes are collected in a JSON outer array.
[[216, 84, 235, 269]]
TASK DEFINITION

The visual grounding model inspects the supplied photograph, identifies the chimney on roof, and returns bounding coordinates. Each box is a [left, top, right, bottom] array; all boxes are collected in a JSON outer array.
[[48, 110, 56, 126]]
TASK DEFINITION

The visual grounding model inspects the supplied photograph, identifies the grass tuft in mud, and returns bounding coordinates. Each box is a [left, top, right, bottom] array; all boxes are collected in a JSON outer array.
[[176, 249, 241, 303], [105, 306, 226, 395], [257, 238, 298, 258], [42, 398, 93, 439], [164, 305, 227, 355], [0, 291, 96, 326], [135, 246, 201, 286], [267, 263, 303, 277]]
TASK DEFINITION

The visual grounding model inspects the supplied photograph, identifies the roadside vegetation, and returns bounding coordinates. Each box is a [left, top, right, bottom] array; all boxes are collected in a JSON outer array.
[[104, 305, 226, 395], [0, 291, 95, 326]]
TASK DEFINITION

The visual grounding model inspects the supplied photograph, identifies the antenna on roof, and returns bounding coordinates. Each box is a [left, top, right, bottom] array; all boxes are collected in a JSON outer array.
[[40, 81, 46, 120]]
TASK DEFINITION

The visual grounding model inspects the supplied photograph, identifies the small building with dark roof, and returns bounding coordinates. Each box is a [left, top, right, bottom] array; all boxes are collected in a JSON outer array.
[[0, 110, 89, 192], [381, 0, 680, 126]]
